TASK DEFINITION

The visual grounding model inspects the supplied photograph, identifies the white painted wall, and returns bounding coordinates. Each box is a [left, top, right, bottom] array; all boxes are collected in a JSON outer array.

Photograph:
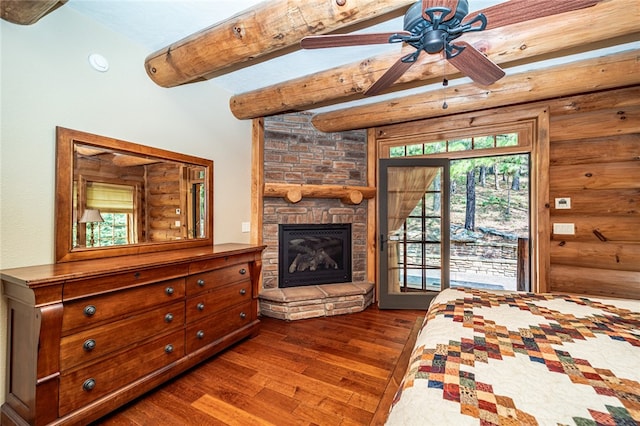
[[0, 7, 253, 407]]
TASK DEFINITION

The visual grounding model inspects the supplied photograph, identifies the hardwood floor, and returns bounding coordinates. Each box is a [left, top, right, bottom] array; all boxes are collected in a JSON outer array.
[[92, 306, 423, 426]]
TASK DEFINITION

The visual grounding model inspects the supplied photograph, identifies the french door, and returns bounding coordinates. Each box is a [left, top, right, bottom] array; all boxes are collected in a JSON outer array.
[[378, 158, 449, 309]]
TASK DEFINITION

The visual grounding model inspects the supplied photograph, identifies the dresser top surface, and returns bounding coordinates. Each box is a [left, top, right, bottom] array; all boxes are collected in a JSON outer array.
[[1, 243, 266, 287]]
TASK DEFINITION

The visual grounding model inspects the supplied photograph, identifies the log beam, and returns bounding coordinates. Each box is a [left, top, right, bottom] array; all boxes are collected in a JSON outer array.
[[310, 50, 640, 133], [1, 0, 67, 25], [144, 0, 414, 88], [230, 0, 640, 119], [264, 183, 375, 205]]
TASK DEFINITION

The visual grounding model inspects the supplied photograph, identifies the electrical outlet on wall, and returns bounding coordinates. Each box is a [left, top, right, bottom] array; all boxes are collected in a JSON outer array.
[[241, 222, 250, 233], [555, 198, 571, 209]]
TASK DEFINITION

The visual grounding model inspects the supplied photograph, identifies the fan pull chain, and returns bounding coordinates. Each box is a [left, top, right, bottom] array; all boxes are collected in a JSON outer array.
[[442, 77, 448, 109], [442, 57, 448, 109]]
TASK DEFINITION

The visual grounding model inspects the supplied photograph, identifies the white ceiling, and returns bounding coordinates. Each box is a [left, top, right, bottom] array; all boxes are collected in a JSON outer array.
[[65, 0, 639, 112], [65, 0, 504, 93]]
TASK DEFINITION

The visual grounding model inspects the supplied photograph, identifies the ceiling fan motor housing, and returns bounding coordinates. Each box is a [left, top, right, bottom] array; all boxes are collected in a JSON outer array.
[[404, 0, 470, 52]]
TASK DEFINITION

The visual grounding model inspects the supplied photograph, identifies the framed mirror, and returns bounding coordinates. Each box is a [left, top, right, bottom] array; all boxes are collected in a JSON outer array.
[[55, 127, 213, 263]]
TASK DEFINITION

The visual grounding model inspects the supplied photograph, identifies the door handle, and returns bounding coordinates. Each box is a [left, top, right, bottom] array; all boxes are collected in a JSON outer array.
[[379, 234, 387, 252]]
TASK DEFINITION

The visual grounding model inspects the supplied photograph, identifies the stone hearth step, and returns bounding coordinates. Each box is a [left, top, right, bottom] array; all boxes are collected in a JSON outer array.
[[259, 282, 374, 321]]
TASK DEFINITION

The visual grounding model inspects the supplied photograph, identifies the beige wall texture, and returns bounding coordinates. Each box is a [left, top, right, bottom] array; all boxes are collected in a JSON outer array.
[[0, 7, 254, 406]]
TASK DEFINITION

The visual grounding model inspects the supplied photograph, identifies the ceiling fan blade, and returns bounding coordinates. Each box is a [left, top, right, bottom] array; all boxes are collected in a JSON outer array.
[[469, 0, 602, 30], [301, 31, 411, 49], [365, 57, 416, 96], [446, 42, 505, 86], [422, 0, 459, 22]]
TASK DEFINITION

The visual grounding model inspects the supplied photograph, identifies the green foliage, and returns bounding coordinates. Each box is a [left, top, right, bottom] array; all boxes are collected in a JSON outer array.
[[97, 213, 129, 246], [481, 195, 508, 208]]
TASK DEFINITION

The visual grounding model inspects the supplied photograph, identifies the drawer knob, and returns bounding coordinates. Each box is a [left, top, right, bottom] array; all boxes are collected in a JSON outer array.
[[196, 330, 205, 339], [239, 268, 247, 275], [165, 286, 174, 296], [197, 302, 205, 311], [164, 313, 174, 323], [197, 279, 205, 287], [239, 288, 247, 296], [165, 344, 174, 354], [240, 312, 247, 320], [83, 339, 96, 352], [83, 378, 96, 392], [83, 305, 97, 317]]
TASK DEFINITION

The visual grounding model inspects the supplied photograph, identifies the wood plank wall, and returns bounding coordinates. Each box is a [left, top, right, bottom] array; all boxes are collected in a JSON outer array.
[[547, 86, 640, 299], [145, 163, 186, 241]]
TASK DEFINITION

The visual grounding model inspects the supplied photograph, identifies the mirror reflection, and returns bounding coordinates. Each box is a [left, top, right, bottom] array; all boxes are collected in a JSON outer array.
[[55, 126, 213, 263], [73, 143, 207, 248]]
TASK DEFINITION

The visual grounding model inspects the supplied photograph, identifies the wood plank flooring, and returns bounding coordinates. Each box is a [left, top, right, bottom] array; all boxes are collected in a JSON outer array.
[[92, 306, 423, 426]]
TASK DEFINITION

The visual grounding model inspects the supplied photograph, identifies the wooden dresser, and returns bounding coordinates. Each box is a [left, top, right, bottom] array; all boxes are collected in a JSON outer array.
[[0, 243, 265, 426]]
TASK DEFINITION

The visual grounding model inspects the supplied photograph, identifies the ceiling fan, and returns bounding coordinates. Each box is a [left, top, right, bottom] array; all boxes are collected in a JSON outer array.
[[301, 0, 601, 96]]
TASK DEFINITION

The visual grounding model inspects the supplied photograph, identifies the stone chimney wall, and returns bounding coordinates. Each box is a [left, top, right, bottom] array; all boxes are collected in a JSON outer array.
[[262, 113, 368, 289]]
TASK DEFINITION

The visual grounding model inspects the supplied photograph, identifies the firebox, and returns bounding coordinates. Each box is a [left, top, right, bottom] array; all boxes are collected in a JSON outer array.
[[278, 224, 352, 288]]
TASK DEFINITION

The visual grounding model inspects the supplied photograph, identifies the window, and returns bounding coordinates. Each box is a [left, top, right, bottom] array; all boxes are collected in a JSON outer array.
[[81, 182, 136, 247], [389, 133, 519, 158], [94, 212, 131, 247]]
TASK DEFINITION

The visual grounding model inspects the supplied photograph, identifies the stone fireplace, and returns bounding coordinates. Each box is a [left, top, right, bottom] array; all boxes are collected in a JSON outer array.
[[258, 112, 374, 320]]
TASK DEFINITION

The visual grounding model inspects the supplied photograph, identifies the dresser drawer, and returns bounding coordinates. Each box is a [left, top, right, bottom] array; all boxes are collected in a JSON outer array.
[[186, 263, 249, 295], [186, 280, 251, 323], [62, 278, 185, 333], [58, 329, 185, 416], [186, 302, 253, 353], [60, 301, 185, 371], [63, 264, 189, 300]]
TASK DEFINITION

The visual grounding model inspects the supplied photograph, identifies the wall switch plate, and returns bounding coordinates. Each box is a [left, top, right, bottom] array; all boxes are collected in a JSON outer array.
[[555, 198, 571, 209], [553, 223, 575, 235], [175, 220, 181, 227], [241, 222, 250, 233]]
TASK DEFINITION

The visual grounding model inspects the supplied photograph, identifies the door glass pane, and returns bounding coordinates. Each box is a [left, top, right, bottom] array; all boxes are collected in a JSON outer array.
[[385, 165, 445, 296], [425, 218, 441, 242], [423, 192, 440, 216], [449, 154, 529, 291]]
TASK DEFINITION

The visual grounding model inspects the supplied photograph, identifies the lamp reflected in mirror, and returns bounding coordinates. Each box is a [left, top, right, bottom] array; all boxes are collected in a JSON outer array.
[[79, 209, 104, 247]]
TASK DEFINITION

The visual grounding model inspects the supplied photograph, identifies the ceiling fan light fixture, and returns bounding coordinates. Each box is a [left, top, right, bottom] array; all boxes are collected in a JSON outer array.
[[422, 30, 447, 53]]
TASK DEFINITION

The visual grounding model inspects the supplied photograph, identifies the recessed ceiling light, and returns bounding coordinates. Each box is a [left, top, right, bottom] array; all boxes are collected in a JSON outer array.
[[88, 53, 109, 72]]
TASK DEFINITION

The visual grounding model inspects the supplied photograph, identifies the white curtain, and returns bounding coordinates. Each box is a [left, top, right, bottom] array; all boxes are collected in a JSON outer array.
[[386, 167, 440, 293]]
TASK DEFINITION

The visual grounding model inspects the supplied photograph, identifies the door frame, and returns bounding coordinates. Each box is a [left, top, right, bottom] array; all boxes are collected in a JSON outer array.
[[370, 105, 550, 303], [378, 158, 450, 309]]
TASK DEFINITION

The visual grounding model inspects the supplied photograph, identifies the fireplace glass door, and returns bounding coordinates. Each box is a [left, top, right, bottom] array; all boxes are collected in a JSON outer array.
[[278, 224, 352, 288], [379, 158, 450, 309]]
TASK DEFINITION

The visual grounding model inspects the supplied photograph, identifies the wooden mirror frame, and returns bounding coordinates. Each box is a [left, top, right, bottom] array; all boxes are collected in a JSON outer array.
[[55, 127, 214, 263]]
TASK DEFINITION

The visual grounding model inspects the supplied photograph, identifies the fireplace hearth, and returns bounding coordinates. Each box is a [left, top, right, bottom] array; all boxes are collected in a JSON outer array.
[[278, 224, 352, 288]]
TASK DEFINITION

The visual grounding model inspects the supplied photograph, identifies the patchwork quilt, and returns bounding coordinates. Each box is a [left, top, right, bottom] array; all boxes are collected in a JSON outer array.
[[385, 288, 640, 426]]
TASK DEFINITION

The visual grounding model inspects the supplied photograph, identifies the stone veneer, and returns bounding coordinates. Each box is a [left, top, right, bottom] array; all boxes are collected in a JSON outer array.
[[260, 282, 374, 321], [259, 113, 369, 319]]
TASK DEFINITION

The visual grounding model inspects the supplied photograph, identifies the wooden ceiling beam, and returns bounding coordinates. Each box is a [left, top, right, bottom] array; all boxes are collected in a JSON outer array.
[[144, 0, 415, 88], [1, 0, 67, 25], [230, 0, 640, 119], [309, 50, 640, 132]]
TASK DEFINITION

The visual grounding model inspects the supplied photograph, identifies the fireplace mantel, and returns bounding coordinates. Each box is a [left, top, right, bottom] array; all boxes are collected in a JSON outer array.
[[263, 183, 376, 205]]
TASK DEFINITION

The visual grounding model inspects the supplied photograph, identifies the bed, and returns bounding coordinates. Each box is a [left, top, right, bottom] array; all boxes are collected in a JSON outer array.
[[383, 288, 640, 425]]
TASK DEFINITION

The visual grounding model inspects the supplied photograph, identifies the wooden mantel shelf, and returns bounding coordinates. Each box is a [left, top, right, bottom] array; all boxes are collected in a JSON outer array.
[[263, 183, 376, 205]]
